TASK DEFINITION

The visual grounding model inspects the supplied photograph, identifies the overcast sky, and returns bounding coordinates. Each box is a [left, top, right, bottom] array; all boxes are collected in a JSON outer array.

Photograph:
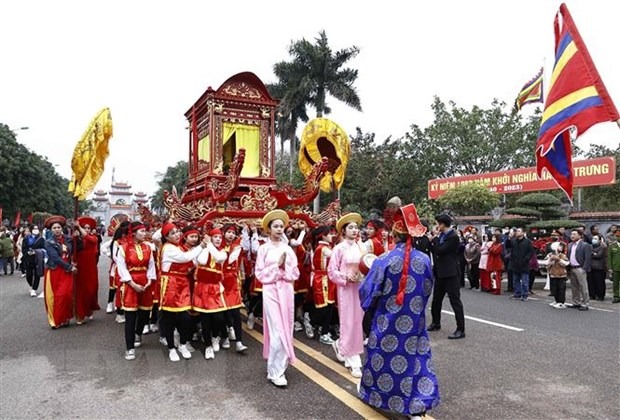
[[2, 0, 619, 197]]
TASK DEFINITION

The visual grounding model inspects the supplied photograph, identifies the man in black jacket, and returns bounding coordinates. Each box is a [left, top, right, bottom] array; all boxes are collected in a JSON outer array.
[[428, 214, 465, 339], [506, 228, 534, 301]]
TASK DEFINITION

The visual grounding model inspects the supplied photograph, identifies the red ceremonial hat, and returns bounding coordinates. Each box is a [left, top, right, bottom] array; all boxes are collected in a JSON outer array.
[[224, 225, 237, 234], [392, 204, 427, 306], [78, 216, 97, 229], [209, 228, 223, 237], [162, 222, 176, 237], [44, 215, 67, 229]]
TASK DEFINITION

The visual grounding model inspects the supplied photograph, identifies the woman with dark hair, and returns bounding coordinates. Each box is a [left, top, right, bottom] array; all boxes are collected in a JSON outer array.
[[73, 216, 101, 324], [21, 225, 46, 297], [115, 221, 157, 360], [159, 222, 208, 362], [328, 212, 365, 378], [589, 234, 608, 301], [105, 220, 130, 322], [255, 210, 300, 387], [43, 216, 78, 329], [487, 234, 504, 295], [311, 226, 336, 345], [545, 241, 569, 308]]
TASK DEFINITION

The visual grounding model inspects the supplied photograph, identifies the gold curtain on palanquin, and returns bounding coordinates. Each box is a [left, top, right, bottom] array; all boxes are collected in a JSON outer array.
[[198, 135, 210, 162], [222, 122, 260, 177], [68, 108, 113, 200], [299, 118, 350, 192]]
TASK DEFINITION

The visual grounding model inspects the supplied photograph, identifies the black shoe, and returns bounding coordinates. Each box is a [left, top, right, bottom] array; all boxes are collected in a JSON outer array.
[[448, 330, 466, 339], [613, 298, 620, 304], [427, 323, 441, 331], [569, 304, 581, 309], [578, 306, 589, 311]]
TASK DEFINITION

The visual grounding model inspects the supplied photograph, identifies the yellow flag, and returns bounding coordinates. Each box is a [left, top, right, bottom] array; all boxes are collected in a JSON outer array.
[[68, 108, 113, 200], [299, 118, 350, 192]]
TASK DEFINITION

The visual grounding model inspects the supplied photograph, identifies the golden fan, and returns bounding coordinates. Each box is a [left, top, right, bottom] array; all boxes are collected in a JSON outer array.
[[298, 118, 350, 192]]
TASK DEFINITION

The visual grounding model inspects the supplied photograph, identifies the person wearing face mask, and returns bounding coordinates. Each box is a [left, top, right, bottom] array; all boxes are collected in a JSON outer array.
[[21, 226, 46, 297], [328, 213, 366, 377], [608, 228, 620, 303], [43, 216, 78, 329], [255, 210, 300, 387], [588, 235, 607, 301], [464, 235, 481, 290]]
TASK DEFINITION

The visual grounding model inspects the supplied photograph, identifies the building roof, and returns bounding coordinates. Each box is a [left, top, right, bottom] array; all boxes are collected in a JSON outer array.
[[569, 211, 620, 219]]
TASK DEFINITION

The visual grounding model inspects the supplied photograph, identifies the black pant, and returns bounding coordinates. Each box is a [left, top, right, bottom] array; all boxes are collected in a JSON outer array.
[[25, 265, 40, 291], [2, 256, 14, 274], [431, 275, 465, 332], [160, 310, 192, 349], [550, 277, 567, 303], [590, 269, 607, 300], [468, 264, 480, 288], [529, 270, 537, 292], [459, 258, 466, 288], [312, 304, 334, 335], [124, 310, 149, 350], [506, 269, 514, 291], [248, 293, 263, 317], [224, 309, 242, 342], [199, 312, 224, 347]]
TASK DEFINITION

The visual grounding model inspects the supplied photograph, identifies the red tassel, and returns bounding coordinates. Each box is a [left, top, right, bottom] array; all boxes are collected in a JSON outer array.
[[395, 236, 412, 306]]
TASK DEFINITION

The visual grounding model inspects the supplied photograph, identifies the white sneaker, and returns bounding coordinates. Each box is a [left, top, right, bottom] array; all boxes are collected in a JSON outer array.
[[221, 338, 231, 349], [303, 313, 314, 338], [168, 348, 180, 362], [37, 292, 44, 298], [235, 341, 248, 353], [185, 342, 195, 352], [212, 337, 221, 352], [159, 337, 168, 347], [320, 334, 334, 345], [228, 326, 236, 340], [270, 375, 288, 387], [332, 340, 345, 362], [115, 314, 125, 324], [247, 313, 255, 330], [106, 302, 115, 313], [142, 325, 150, 335], [30, 289, 37, 297], [134, 334, 142, 348], [350, 367, 363, 378], [178, 344, 192, 359], [124, 349, 136, 360], [553, 303, 567, 309], [204, 346, 215, 360], [21, 273, 26, 278], [149, 324, 159, 333], [549, 301, 557, 307], [294, 321, 303, 332]]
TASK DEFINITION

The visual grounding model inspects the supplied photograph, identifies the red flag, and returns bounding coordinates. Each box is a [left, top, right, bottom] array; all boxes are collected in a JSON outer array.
[[536, 3, 619, 203], [13, 211, 21, 227]]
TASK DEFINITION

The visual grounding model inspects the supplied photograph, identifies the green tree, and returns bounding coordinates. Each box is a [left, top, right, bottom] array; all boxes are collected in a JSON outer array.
[[150, 161, 188, 213], [0, 123, 77, 219], [271, 30, 362, 211], [579, 144, 620, 211], [437, 183, 500, 216], [506, 193, 566, 221]]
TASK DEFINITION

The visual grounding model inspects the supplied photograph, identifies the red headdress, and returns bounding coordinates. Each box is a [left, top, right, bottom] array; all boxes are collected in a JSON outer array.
[[162, 222, 176, 238], [44, 215, 67, 229], [77, 216, 97, 229], [392, 204, 426, 305], [209, 228, 223, 237]]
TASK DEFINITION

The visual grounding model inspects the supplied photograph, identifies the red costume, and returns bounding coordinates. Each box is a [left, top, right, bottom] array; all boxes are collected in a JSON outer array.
[[43, 216, 74, 328], [486, 242, 504, 295], [119, 241, 155, 311], [222, 240, 244, 309], [293, 242, 311, 295], [192, 245, 227, 313], [160, 243, 196, 312], [312, 241, 336, 308], [75, 232, 100, 320]]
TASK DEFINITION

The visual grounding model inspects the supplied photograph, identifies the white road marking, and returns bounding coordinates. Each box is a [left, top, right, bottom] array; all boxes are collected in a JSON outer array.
[[441, 310, 525, 332], [587, 306, 615, 313]]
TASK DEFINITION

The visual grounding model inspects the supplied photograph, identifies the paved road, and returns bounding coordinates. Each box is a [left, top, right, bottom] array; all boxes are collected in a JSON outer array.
[[1, 261, 618, 419]]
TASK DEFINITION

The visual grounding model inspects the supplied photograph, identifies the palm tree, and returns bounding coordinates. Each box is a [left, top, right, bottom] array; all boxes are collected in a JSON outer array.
[[271, 30, 363, 209]]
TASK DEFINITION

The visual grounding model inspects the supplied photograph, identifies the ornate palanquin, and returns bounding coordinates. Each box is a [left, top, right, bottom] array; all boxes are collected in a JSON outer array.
[[163, 72, 340, 228]]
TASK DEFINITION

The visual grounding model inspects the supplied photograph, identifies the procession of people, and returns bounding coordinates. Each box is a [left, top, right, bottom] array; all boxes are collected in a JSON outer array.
[[2, 202, 619, 420]]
